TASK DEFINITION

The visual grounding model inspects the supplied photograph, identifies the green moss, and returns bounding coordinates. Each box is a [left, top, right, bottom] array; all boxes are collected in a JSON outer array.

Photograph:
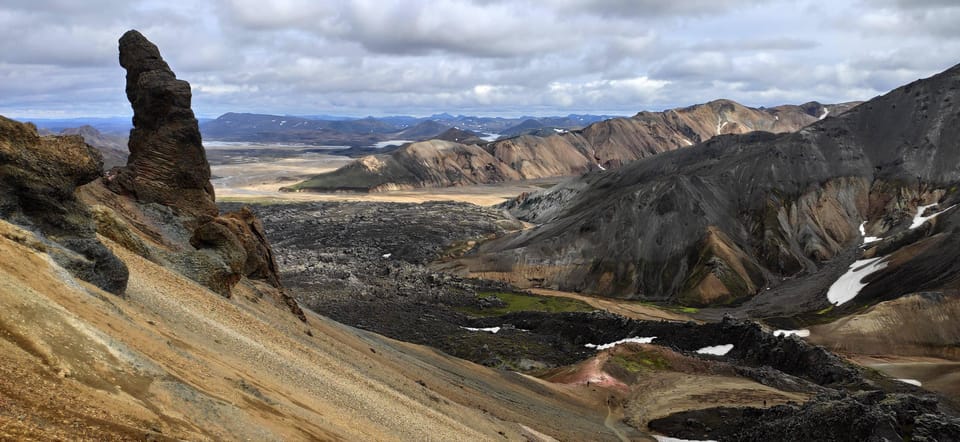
[[610, 351, 669, 373], [678, 306, 700, 314], [456, 292, 596, 317], [816, 305, 834, 315]]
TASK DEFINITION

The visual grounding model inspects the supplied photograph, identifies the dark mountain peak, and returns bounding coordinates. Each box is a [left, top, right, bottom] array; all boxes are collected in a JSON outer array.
[[436, 127, 483, 144], [61, 124, 101, 136], [462, 60, 960, 310], [216, 112, 247, 119], [398, 119, 451, 138]]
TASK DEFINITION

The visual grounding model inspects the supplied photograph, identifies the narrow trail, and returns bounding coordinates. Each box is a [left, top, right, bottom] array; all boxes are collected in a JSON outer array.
[[605, 403, 632, 442], [528, 288, 693, 322]]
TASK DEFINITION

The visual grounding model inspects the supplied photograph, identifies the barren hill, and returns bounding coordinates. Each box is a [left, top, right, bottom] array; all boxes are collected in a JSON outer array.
[[288, 99, 858, 193]]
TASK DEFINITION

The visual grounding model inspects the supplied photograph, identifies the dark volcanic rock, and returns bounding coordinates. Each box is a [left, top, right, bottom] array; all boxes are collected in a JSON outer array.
[[649, 391, 960, 441], [0, 116, 128, 294], [75, 30, 301, 320], [106, 30, 217, 219], [458, 62, 960, 309], [225, 201, 544, 361]]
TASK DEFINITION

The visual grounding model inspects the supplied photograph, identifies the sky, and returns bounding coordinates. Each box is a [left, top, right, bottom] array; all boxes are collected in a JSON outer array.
[[1, 0, 959, 119]]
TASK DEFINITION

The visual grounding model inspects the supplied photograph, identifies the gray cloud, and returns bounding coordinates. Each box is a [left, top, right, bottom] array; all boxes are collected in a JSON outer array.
[[0, 0, 957, 118]]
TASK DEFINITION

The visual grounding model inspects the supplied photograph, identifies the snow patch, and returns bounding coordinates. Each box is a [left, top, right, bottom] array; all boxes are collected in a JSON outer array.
[[381, 253, 392, 258], [681, 138, 693, 146], [597, 163, 607, 171], [654, 435, 718, 442], [480, 133, 500, 142], [585, 336, 656, 350], [826, 257, 888, 305], [910, 204, 957, 229], [373, 139, 414, 148], [461, 326, 500, 334], [859, 222, 882, 244], [896, 378, 922, 387], [696, 344, 733, 356], [819, 108, 829, 120], [774, 329, 811, 338], [716, 116, 728, 135]]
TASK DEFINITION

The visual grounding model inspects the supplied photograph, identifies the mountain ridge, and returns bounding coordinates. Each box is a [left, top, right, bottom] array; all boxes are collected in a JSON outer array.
[[445, 62, 960, 310], [287, 98, 860, 192]]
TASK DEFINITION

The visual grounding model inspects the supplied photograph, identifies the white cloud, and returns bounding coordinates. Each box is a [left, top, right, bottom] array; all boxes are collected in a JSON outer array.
[[0, 0, 957, 118]]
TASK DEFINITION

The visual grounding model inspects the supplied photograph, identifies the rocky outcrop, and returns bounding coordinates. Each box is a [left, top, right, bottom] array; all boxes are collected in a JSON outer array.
[[0, 116, 128, 294], [79, 30, 302, 319], [288, 99, 859, 192], [191, 207, 284, 289], [106, 30, 217, 219], [453, 62, 960, 308]]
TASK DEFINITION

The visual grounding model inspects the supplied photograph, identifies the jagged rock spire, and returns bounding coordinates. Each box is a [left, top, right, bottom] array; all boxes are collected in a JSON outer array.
[[107, 29, 217, 218]]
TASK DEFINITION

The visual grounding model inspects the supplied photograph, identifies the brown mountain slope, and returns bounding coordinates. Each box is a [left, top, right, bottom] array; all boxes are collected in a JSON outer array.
[[446, 62, 960, 310], [0, 218, 631, 440], [287, 100, 858, 192]]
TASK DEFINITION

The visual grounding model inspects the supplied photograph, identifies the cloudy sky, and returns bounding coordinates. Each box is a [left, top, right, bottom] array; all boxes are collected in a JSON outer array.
[[2, 0, 958, 118]]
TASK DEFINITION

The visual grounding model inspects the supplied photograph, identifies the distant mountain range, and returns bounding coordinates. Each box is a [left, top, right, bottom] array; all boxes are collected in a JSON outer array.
[[197, 112, 619, 146], [286, 99, 860, 192], [21, 112, 621, 148]]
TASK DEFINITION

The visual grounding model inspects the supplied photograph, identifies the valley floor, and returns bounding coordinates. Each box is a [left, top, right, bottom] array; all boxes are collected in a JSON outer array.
[[208, 144, 560, 205]]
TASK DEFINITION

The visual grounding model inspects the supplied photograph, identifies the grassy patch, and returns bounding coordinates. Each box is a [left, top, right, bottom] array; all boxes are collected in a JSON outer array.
[[456, 292, 595, 317], [637, 301, 699, 315], [610, 350, 670, 373]]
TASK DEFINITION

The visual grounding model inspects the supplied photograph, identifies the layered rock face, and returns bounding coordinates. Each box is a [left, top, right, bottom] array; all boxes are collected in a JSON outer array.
[[106, 30, 216, 219], [452, 63, 960, 308], [288, 99, 858, 192], [86, 30, 302, 318], [0, 116, 128, 294]]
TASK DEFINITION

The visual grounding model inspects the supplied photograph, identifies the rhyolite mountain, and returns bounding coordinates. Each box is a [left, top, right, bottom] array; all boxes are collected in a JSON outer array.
[[446, 62, 960, 310], [288, 99, 858, 193]]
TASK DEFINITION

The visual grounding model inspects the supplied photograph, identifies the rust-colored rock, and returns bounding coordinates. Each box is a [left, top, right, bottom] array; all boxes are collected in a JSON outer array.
[[191, 207, 284, 290]]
